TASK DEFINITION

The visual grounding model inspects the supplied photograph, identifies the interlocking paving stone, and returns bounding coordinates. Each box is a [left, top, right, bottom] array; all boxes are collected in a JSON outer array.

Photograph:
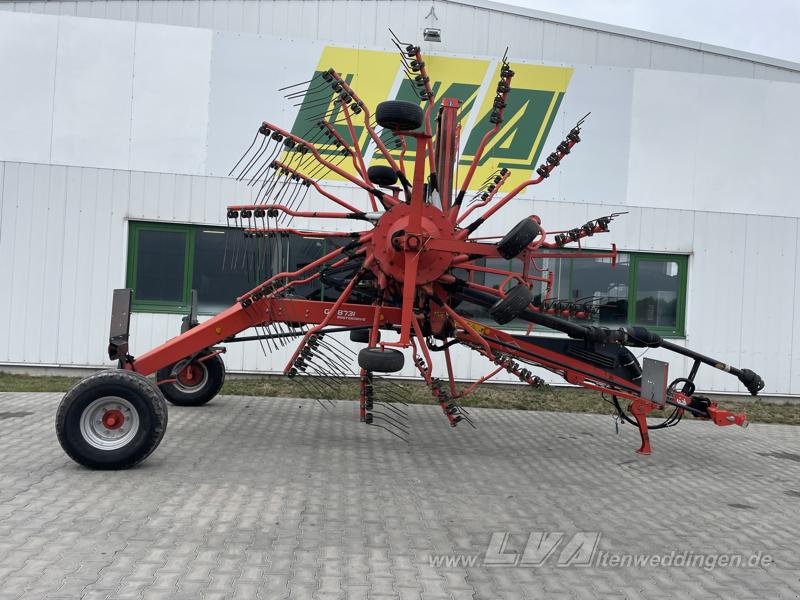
[[0, 391, 799, 599]]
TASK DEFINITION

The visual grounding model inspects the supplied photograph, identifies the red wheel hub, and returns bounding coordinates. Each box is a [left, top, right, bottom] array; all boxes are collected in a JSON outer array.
[[371, 203, 455, 284], [102, 409, 125, 430], [177, 363, 200, 386]]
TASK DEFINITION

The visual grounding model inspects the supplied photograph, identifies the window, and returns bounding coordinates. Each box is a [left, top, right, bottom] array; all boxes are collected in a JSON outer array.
[[543, 252, 688, 337], [455, 251, 687, 337], [126, 221, 338, 314]]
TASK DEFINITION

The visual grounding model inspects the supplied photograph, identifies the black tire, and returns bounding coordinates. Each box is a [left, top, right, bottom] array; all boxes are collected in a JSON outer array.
[[497, 218, 541, 259], [367, 165, 398, 187], [55, 369, 168, 470], [357, 347, 405, 372], [489, 285, 533, 325], [157, 351, 225, 406], [376, 100, 424, 131], [350, 329, 380, 344]]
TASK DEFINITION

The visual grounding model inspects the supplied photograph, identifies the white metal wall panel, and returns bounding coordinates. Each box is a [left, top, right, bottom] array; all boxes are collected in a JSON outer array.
[[0, 163, 20, 362], [1, 160, 797, 394], [129, 23, 213, 174], [738, 215, 796, 395], [685, 211, 747, 392], [0, 12, 58, 164], [759, 80, 800, 212], [555, 65, 632, 206], [627, 69, 700, 214], [50, 16, 135, 170], [204, 31, 322, 177], [628, 69, 800, 219], [689, 74, 764, 215]]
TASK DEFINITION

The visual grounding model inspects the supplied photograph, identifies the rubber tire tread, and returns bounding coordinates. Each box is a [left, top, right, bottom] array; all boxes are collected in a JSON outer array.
[[375, 101, 424, 131], [55, 369, 168, 470], [489, 285, 534, 325], [497, 218, 541, 259], [367, 165, 398, 187], [157, 352, 225, 407], [357, 347, 405, 372]]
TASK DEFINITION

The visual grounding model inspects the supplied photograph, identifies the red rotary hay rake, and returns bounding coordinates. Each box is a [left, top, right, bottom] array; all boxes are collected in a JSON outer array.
[[56, 39, 763, 469]]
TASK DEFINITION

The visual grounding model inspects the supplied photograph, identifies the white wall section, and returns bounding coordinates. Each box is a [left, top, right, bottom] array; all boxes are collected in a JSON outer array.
[[0, 4, 799, 395]]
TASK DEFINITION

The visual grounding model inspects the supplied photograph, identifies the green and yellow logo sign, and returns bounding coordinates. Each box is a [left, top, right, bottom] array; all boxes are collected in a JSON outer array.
[[289, 46, 572, 190]]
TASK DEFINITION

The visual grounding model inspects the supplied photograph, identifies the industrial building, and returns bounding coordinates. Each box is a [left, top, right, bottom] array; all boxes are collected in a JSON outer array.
[[1, 0, 799, 395]]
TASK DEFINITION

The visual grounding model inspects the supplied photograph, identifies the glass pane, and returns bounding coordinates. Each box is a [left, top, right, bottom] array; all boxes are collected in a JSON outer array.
[[634, 259, 680, 329], [288, 236, 327, 300], [547, 254, 630, 327], [193, 229, 262, 313], [135, 229, 187, 303]]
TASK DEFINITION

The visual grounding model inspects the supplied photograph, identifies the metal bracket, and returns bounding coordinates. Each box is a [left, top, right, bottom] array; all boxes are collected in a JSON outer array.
[[181, 289, 199, 333], [108, 288, 132, 361], [641, 357, 669, 407]]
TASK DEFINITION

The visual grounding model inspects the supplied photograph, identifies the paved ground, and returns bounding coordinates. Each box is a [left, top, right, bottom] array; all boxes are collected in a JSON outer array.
[[0, 391, 799, 600]]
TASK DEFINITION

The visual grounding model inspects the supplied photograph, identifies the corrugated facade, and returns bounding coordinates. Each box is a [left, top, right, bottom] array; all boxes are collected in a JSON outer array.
[[1, 1, 799, 395]]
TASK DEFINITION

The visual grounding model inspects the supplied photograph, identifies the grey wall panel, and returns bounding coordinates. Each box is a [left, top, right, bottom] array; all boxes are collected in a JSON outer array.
[[5, 0, 800, 83], [596, 33, 651, 69], [50, 15, 135, 170], [129, 23, 213, 174], [542, 23, 598, 66], [650, 42, 703, 73], [754, 63, 800, 83], [0, 12, 58, 164], [702, 53, 755, 78]]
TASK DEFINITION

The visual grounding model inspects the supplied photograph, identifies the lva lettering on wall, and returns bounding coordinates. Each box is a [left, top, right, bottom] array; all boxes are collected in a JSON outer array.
[[288, 46, 573, 189]]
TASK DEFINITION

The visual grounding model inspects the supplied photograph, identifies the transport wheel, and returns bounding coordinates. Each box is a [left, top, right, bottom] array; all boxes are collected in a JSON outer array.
[[489, 285, 533, 325], [350, 329, 380, 344], [55, 369, 168, 470], [367, 165, 398, 187], [497, 218, 541, 259], [357, 347, 405, 373], [376, 100, 424, 131], [157, 351, 226, 407]]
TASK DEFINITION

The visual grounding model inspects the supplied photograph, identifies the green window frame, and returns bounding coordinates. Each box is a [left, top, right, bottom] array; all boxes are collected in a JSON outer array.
[[548, 251, 688, 338], [126, 220, 344, 315], [127, 221, 195, 314]]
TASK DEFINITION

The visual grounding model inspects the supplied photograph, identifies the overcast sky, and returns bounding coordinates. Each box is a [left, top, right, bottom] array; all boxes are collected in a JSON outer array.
[[498, 0, 800, 63]]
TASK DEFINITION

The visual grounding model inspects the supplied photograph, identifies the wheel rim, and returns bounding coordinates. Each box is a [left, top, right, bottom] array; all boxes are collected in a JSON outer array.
[[174, 360, 209, 392], [79, 396, 140, 450]]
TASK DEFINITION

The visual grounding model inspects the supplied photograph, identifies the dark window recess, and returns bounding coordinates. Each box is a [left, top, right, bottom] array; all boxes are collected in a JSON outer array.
[[634, 259, 680, 330], [128, 221, 337, 315], [134, 229, 187, 303], [288, 237, 327, 300], [539, 252, 687, 337], [193, 229, 260, 313]]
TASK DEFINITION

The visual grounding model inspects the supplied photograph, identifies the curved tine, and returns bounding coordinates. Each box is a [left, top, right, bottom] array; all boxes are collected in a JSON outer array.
[[248, 144, 284, 186], [278, 77, 319, 92], [368, 410, 410, 433], [373, 400, 407, 419], [228, 129, 261, 176], [235, 136, 268, 180], [367, 420, 409, 443]]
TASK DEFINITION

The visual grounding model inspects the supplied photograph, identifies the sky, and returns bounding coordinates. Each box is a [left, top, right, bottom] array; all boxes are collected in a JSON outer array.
[[498, 0, 800, 63]]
